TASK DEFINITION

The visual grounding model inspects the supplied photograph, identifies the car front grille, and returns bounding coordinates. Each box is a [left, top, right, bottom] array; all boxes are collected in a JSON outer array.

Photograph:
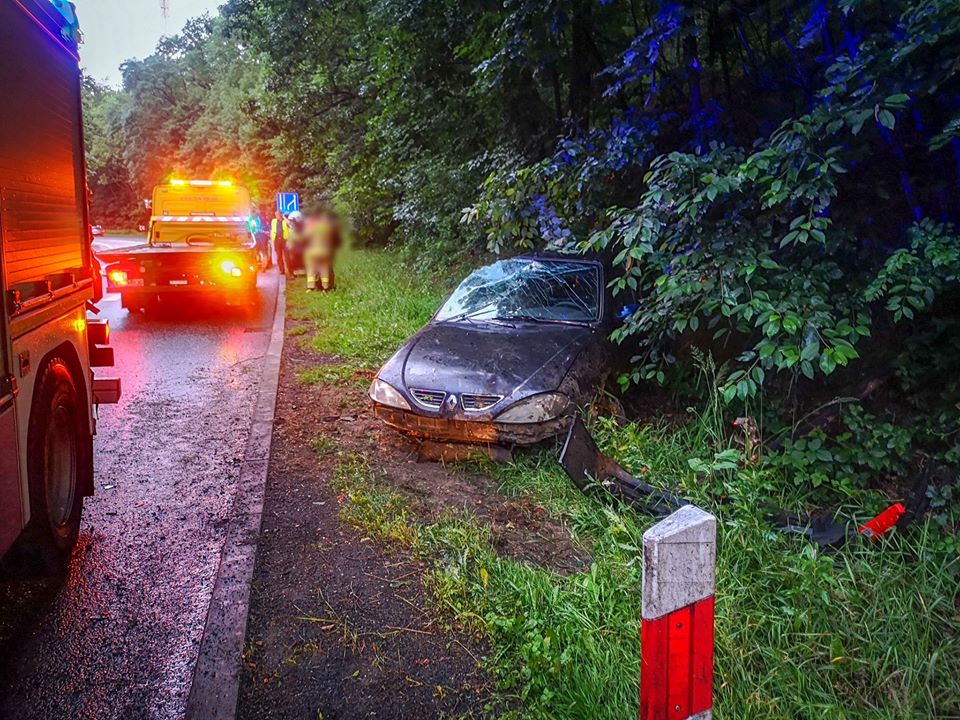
[[461, 393, 502, 411], [410, 388, 446, 408]]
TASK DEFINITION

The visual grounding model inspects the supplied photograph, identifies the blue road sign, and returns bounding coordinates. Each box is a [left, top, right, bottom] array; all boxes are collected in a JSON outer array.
[[277, 192, 300, 215]]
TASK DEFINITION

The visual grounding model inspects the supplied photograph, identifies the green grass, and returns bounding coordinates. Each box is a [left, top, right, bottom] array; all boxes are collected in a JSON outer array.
[[309, 434, 338, 455], [298, 364, 368, 389], [331, 452, 420, 548], [288, 247, 448, 376], [293, 248, 960, 720]]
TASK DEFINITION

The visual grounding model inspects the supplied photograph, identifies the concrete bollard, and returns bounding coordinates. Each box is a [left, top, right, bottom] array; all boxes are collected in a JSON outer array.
[[640, 505, 717, 720]]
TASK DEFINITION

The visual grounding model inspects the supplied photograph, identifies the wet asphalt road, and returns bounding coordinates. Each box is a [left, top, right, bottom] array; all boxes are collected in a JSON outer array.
[[0, 236, 280, 719]]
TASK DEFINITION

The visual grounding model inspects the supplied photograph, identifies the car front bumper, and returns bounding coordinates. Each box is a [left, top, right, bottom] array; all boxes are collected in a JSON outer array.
[[373, 404, 570, 446]]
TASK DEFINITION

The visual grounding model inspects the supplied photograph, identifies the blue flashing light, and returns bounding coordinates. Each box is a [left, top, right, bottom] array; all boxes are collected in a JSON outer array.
[[47, 0, 80, 42]]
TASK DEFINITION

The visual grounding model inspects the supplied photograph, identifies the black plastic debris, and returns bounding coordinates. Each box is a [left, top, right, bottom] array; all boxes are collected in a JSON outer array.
[[559, 417, 688, 518], [769, 512, 848, 548]]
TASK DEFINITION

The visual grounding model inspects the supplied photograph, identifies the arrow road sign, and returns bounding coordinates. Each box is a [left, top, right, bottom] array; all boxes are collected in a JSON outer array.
[[276, 192, 300, 215]]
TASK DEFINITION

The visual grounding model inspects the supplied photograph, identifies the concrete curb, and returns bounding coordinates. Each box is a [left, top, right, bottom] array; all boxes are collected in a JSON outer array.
[[185, 276, 287, 720]]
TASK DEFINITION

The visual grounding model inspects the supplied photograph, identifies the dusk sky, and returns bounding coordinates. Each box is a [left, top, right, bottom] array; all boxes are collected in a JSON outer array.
[[76, 0, 224, 85]]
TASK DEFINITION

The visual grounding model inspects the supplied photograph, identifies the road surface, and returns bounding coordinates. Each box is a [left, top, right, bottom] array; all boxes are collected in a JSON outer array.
[[0, 235, 280, 719], [91, 235, 144, 255]]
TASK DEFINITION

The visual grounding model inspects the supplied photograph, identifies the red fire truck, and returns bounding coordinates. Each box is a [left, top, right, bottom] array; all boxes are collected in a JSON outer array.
[[0, 0, 119, 566]]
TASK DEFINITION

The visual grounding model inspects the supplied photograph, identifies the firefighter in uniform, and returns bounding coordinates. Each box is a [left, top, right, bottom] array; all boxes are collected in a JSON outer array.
[[304, 210, 340, 291]]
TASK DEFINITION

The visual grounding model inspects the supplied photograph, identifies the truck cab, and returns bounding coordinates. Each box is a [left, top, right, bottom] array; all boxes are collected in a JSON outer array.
[[100, 180, 259, 311], [0, 0, 119, 565]]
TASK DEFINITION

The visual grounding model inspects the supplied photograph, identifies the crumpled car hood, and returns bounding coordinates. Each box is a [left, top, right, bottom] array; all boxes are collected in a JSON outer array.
[[396, 321, 593, 399]]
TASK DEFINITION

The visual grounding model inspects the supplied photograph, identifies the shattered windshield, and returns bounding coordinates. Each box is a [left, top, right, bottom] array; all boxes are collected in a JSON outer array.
[[435, 258, 601, 325]]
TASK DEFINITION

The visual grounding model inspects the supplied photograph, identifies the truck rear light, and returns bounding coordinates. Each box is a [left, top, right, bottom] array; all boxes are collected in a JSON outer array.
[[92, 377, 121, 405], [108, 269, 128, 287], [220, 260, 243, 277]]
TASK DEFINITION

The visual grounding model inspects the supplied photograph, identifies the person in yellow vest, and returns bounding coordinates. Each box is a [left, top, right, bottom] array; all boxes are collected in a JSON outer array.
[[304, 209, 341, 291], [270, 210, 292, 278]]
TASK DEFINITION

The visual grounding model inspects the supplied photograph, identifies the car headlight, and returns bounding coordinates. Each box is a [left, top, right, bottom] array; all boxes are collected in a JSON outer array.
[[495, 392, 570, 424], [369, 378, 412, 410]]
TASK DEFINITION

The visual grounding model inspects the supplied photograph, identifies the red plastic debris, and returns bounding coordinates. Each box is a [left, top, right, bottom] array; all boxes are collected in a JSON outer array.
[[858, 503, 906, 539]]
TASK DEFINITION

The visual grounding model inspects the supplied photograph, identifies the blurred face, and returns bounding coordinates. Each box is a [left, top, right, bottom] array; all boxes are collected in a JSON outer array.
[[275, 211, 282, 220]]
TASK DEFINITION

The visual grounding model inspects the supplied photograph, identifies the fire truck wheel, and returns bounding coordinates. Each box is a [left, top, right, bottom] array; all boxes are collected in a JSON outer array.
[[24, 357, 88, 567]]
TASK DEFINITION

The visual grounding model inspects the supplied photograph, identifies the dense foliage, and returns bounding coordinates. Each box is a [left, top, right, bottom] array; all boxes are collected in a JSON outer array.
[[470, 1, 960, 400], [82, 0, 958, 509]]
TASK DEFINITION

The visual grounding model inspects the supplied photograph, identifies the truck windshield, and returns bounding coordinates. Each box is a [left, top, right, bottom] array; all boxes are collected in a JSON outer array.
[[435, 258, 601, 325], [152, 223, 254, 248]]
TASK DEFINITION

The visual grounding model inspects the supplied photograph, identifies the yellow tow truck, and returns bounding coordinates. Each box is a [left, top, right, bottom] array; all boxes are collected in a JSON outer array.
[[99, 180, 259, 312]]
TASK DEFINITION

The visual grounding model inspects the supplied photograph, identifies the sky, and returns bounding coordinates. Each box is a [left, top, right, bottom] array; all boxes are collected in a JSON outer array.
[[76, 0, 224, 86]]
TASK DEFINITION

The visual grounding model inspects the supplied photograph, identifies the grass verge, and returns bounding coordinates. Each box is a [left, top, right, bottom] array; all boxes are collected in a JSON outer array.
[[287, 247, 446, 382], [296, 248, 960, 719]]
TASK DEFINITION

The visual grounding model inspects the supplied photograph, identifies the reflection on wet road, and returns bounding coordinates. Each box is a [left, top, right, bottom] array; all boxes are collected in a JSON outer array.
[[0, 240, 280, 719]]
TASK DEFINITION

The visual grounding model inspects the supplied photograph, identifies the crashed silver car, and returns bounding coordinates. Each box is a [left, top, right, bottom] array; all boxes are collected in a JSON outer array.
[[369, 255, 612, 446]]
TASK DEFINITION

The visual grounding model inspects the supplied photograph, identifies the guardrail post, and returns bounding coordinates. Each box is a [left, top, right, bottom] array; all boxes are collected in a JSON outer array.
[[640, 505, 717, 720]]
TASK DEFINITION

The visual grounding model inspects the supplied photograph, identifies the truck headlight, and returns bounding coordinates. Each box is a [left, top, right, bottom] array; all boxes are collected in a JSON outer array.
[[495, 392, 570, 424], [369, 378, 411, 410]]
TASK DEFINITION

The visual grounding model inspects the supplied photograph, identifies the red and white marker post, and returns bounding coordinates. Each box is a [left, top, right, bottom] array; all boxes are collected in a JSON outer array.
[[640, 505, 717, 720]]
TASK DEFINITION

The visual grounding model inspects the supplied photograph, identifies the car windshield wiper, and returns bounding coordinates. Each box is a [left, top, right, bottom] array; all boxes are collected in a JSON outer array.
[[444, 309, 582, 327], [446, 314, 516, 328], [502, 313, 585, 326], [443, 306, 497, 323]]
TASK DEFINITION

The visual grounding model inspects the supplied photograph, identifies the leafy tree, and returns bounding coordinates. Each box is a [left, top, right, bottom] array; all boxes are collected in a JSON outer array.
[[83, 15, 280, 220], [82, 76, 139, 226]]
